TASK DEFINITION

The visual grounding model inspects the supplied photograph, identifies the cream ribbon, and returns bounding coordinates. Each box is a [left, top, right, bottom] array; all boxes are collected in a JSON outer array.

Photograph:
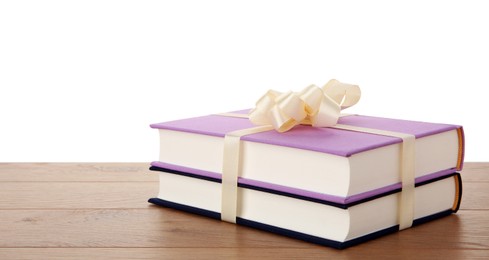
[[221, 125, 274, 223], [249, 79, 361, 132], [220, 80, 415, 231]]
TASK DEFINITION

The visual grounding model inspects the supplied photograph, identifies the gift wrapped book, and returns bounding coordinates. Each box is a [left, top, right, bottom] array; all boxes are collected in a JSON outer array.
[[148, 80, 464, 249]]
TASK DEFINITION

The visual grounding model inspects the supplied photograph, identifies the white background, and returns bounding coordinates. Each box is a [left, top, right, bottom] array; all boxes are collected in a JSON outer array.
[[0, 1, 487, 162]]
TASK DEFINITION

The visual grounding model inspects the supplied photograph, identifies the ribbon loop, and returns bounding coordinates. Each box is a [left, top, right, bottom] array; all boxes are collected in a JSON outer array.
[[299, 85, 322, 114], [249, 79, 361, 132], [323, 79, 361, 110], [313, 94, 341, 127]]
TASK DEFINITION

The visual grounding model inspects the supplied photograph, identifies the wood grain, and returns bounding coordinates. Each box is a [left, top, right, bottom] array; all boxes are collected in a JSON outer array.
[[1, 248, 489, 260], [461, 183, 489, 210], [0, 163, 488, 259], [459, 162, 489, 182], [0, 208, 308, 248], [0, 163, 157, 182], [0, 182, 157, 209]]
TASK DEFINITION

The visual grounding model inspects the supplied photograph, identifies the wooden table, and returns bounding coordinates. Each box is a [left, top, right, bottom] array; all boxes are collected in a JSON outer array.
[[0, 163, 487, 259]]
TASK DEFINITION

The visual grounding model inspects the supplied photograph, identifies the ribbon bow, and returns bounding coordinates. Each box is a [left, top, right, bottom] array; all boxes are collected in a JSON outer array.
[[248, 79, 361, 132]]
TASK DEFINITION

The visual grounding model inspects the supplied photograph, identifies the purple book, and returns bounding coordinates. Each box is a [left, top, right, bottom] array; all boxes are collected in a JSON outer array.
[[150, 111, 464, 204]]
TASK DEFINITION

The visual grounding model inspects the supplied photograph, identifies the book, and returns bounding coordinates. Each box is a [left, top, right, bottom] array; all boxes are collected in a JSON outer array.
[[150, 112, 464, 202], [149, 166, 462, 249]]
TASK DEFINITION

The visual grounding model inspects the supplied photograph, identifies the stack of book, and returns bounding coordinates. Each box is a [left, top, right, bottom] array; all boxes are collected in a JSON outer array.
[[148, 111, 464, 249]]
